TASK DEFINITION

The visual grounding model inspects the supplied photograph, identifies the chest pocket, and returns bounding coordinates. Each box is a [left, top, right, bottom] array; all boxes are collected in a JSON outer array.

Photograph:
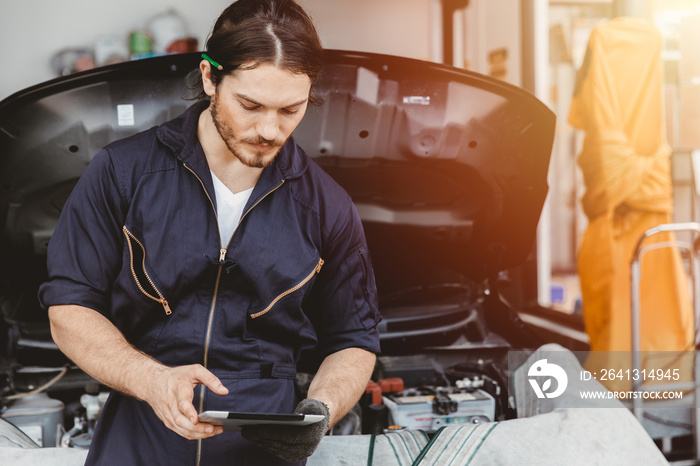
[[248, 257, 324, 320]]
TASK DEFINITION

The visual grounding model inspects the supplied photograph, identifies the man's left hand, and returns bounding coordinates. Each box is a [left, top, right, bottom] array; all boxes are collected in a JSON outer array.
[[241, 398, 330, 463]]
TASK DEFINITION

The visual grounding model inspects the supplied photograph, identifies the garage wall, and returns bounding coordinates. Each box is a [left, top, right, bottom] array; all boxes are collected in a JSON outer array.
[[0, 0, 438, 101], [299, 0, 435, 60], [0, 0, 230, 101], [463, 0, 522, 87]]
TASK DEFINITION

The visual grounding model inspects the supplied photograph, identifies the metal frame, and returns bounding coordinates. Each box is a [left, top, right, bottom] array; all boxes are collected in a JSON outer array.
[[630, 222, 700, 460]]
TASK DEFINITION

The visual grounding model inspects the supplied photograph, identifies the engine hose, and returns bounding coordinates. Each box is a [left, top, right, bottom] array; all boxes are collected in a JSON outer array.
[[4, 365, 70, 401]]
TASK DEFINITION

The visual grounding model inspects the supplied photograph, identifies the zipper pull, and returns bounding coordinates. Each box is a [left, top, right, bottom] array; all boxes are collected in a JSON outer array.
[[316, 259, 324, 273], [160, 299, 172, 316], [219, 248, 227, 262]]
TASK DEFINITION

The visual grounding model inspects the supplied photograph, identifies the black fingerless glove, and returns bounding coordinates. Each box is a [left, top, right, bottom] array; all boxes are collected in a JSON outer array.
[[241, 398, 330, 463]]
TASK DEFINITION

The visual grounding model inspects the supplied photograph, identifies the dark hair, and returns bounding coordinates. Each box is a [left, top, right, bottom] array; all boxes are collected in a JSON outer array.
[[190, 0, 324, 104]]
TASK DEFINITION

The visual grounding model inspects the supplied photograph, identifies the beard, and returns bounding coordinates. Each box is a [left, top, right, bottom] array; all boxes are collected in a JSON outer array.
[[209, 98, 285, 169]]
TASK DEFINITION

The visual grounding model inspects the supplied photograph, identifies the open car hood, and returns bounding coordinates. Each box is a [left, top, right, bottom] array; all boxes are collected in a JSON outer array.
[[0, 51, 554, 325]]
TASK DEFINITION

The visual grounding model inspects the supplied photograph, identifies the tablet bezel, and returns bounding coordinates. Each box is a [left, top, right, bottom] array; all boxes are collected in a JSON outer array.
[[198, 411, 326, 432]]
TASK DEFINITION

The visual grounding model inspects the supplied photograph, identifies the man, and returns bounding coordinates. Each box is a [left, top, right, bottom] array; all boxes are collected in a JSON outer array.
[[39, 1, 381, 464]]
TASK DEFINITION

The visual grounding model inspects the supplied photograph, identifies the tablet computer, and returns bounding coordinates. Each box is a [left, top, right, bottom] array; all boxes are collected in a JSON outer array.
[[198, 411, 326, 432]]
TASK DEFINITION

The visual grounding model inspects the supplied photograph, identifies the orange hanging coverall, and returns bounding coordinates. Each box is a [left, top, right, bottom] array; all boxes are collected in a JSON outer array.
[[568, 18, 693, 371]]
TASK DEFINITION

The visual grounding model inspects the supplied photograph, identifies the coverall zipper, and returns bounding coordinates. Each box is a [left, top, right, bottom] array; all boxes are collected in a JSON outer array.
[[201, 179, 286, 369], [184, 163, 285, 465], [122, 227, 172, 315], [250, 257, 324, 319]]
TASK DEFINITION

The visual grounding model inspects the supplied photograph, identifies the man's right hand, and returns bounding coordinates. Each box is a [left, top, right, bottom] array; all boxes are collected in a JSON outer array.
[[143, 364, 229, 440], [48, 305, 230, 441]]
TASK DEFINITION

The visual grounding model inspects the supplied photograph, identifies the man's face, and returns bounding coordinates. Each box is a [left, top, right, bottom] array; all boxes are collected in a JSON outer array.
[[205, 63, 311, 168]]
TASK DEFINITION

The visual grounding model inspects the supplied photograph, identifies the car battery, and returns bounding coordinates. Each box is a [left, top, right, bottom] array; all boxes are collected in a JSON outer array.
[[383, 386, 495, 432]]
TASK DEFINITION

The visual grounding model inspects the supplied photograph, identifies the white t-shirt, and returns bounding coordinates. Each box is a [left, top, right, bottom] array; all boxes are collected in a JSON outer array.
[[211, 171, 254, 248]]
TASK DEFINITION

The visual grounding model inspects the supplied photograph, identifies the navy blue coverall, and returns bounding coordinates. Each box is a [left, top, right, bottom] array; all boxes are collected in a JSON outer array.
[[39, 101, 382, 465]]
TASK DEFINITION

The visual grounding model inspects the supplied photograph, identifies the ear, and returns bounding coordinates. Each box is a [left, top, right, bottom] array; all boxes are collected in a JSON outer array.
[[200, 60, 217, 97]]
